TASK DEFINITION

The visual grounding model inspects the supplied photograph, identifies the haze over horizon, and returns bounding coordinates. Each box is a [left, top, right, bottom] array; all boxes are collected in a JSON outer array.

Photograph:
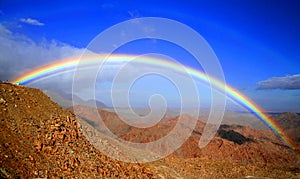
[[0, 1, 300, 112]]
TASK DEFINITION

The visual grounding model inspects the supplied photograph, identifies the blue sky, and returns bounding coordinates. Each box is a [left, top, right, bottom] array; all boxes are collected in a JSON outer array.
[[0, 0, 300, 112]]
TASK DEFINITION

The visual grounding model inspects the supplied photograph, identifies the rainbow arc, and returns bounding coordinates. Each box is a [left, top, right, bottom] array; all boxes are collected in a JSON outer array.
[[12, 54, 297, 153]]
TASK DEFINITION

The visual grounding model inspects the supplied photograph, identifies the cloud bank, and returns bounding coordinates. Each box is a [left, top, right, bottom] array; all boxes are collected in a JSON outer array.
[[20, 18, 44, 26], [0, 24, 209, 109], [0, 24, 84, 82], [257, 74, 300, 90]]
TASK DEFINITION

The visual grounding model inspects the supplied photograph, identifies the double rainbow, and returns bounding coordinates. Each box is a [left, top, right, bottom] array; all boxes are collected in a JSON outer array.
[[12, 54, 297, 152]]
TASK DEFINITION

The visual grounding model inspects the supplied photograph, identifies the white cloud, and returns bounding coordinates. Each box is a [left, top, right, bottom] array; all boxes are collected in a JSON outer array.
[[0, 24, 85, 82], [0, 24, 198, 109], [257, 74, 300, 90], [20, 18, 44, 26]]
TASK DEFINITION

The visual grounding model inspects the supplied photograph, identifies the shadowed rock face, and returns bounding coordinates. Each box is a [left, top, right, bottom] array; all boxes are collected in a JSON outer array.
[[217, 129, 253, 145]]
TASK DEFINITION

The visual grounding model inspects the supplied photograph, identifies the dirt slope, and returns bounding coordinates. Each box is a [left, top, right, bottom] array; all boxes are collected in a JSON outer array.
[[0, 83, 154, 178], [72, 105, 300, 178], [71, 105, 299, 166], [1, 83, 300, 178]]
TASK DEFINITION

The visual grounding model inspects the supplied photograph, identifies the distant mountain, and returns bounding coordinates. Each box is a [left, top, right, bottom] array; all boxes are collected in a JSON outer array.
[[70, 105, 299, 167], [83, 99, 107, 108], [43, 89, 107, 109], [220, 112, 266, 130], [235, 112, 300, 147], [1, 83, 300, 178], [273, 112, 300, 145], [43, 89, 87, 108]]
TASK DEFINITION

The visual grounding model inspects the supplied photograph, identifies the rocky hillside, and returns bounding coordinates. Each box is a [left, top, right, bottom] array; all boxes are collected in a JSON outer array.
[[1, 83, 300, 178], [71, 105, 300, 167], [0, 83, 154, 178], [273, 112, 300, 145]]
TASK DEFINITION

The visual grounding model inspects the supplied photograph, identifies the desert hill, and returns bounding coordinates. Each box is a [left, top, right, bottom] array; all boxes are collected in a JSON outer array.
[[1, 83, 300, 178], [233, 112, 300, 148], [273, 112, 300, 145], [70, 105, 299, 167], [0, 83, 154, 178]]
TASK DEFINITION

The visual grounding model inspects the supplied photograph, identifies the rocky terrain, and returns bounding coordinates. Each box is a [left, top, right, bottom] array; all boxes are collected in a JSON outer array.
[[0, 83, 154, 178], [71, 105, 300, 166], [273, 112, 300, 146], [1, 83, 300, 178]]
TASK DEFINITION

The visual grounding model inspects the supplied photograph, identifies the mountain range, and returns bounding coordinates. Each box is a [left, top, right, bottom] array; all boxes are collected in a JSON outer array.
[[1, 83, 299, 178]]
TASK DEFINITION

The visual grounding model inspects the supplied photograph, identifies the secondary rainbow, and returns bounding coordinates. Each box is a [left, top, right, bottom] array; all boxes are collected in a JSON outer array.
[[12, 54, 297, 153]]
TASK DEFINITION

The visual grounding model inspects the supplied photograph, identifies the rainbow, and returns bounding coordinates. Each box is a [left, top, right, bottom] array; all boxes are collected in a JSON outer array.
[[12, 54, 297, 153]]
